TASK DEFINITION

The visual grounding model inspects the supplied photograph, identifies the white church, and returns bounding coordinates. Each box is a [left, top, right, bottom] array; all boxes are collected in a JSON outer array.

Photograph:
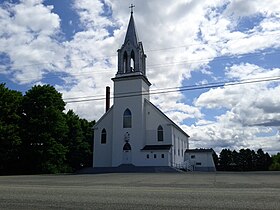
[[93, 9, 215, 172]]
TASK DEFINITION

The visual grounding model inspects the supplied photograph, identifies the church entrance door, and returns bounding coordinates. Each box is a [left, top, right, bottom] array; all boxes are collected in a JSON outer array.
[[122, 143, 132, 164]]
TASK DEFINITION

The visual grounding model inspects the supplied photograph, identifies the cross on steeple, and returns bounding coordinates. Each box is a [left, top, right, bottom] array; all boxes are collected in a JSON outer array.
[[129, 4, 135, 14]]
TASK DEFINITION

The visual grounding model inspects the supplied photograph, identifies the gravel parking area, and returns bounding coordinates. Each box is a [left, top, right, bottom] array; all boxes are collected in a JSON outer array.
[[0, 172, 279, 209]]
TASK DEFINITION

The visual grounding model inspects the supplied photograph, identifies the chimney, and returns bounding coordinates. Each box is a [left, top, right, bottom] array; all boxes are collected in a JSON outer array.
[[105, 86, 110, 112]]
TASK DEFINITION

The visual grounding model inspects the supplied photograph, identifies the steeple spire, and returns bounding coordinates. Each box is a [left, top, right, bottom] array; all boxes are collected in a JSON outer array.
[[116, 5, 147, 78], [124, 5, 138, 46]]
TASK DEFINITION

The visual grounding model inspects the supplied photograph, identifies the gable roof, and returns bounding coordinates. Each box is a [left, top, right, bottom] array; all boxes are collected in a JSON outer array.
[[145, 99, 190, 137], [92, 105, 114, 129]]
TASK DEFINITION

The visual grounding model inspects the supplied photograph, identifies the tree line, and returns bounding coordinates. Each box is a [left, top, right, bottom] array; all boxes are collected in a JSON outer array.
[[0, 84, 95, 175], [213, 148, 280, 171]]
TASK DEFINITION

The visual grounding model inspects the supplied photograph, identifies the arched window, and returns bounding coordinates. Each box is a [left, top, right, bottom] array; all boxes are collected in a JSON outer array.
[[101, 128, 107, 144], [157, 125, 163, 141], [130, 50, 135, 72], [123, 51, 128, 73], [123, 142, 131, 150], [123, 109, 132, 128]]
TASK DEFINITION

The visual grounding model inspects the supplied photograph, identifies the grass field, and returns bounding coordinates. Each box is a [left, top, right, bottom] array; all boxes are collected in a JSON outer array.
[[0, 172, 279, 209]]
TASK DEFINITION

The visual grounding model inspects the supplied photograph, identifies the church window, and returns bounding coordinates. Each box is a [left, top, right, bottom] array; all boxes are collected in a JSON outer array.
[[101, 128, 107, 144], [157, 125, 163, 141], [154, 154, 157, 158], [123, 142, 131, 150], [147, 154, 149, 159], [161, 154, 164, 158], [123, 109, 132, 128], [191, 155, 195, 159], [123, 51, 128, 73], [196, 162, 202, 166], [130, 50, 135, 72]]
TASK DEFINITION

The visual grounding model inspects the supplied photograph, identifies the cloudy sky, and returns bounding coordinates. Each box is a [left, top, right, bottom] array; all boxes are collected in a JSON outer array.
[[1, 0, 280, 154]]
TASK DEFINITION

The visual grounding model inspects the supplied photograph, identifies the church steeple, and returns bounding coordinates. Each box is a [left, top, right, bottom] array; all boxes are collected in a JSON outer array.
[[124, 7, 138, 47], [116, 6, 147, 77]]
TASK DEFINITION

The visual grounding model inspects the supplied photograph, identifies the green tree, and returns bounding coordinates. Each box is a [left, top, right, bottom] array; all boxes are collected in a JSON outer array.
[[0, 84, 23, 174], [80, 118, 95, 168], [264, 152, 272, 170], [239, 149, 254, 171], [64, 110, 94, 171], [21, 85, 68, 173], [269, 153, 280, 171], [219, 149, 232, 171], [231, 150, 240, 171], [255, 149, 267, 170]]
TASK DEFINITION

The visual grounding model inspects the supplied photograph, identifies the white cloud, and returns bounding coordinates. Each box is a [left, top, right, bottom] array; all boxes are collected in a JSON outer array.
[[224, 0, 280, 18], [193, 62, 280, 152], [58, 0, 119, 120], [0, 0, 65, 84], [73, 0, 113, 29], [226, 63, 280, 80]]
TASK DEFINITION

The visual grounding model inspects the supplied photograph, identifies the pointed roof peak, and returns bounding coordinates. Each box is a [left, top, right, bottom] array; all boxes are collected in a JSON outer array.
[[124, 5, 138, 46]]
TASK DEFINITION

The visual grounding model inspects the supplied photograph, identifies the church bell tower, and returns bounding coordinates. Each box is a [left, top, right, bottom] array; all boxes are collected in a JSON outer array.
[[112, 5, 151, 101]]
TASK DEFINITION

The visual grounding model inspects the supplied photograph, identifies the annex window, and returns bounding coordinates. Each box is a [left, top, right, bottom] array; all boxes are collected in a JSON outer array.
[[123, 109, 132, 128], [101, 128, 107, 144], [157, 125, 163, 141], [196, 162, 201, 166], [191, 155, 195, 159]]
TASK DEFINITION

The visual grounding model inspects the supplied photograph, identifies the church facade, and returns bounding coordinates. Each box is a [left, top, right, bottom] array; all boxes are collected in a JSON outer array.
[[93, 11, 190, 168]]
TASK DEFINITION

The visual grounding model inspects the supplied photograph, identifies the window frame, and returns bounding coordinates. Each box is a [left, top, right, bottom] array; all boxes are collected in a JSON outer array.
[[123, 109, 132, 128], [157, 125, 163, 141], [101, 128, 107, 144]]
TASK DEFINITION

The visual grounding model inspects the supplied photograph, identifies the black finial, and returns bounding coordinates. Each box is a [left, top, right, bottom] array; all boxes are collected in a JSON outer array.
[[129, 4, 135, 14]]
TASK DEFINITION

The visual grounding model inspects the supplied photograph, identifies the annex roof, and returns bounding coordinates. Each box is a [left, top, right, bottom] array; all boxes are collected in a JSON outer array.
[[185, 149, 214, 153]]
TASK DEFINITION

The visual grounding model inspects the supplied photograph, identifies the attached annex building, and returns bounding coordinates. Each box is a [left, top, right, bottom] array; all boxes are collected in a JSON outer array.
[[185, 149, 216, 172], [93, 11, 190, 168]]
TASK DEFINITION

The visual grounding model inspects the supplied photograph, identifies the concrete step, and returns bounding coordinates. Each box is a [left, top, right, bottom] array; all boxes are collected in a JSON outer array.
[[76, 166, 182, 174]]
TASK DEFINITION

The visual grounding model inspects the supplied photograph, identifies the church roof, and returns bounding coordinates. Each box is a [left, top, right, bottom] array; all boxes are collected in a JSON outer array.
[[124, 12, 139, 46], [141, 144, 172, 150], [185, 149, 214, 153], [145, 99, 190, 138], [92, 105, 113, 129]]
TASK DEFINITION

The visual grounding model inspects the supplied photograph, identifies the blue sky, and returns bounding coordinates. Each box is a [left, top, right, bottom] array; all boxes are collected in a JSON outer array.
[[0, 0, 280, 154]]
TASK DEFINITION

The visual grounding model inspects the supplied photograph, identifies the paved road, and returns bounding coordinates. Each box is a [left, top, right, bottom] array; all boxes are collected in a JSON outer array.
[[0, 172, 279, 209]]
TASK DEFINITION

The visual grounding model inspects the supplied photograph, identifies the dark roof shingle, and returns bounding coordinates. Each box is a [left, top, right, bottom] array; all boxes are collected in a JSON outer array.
[[141, 144, 172, 151]]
